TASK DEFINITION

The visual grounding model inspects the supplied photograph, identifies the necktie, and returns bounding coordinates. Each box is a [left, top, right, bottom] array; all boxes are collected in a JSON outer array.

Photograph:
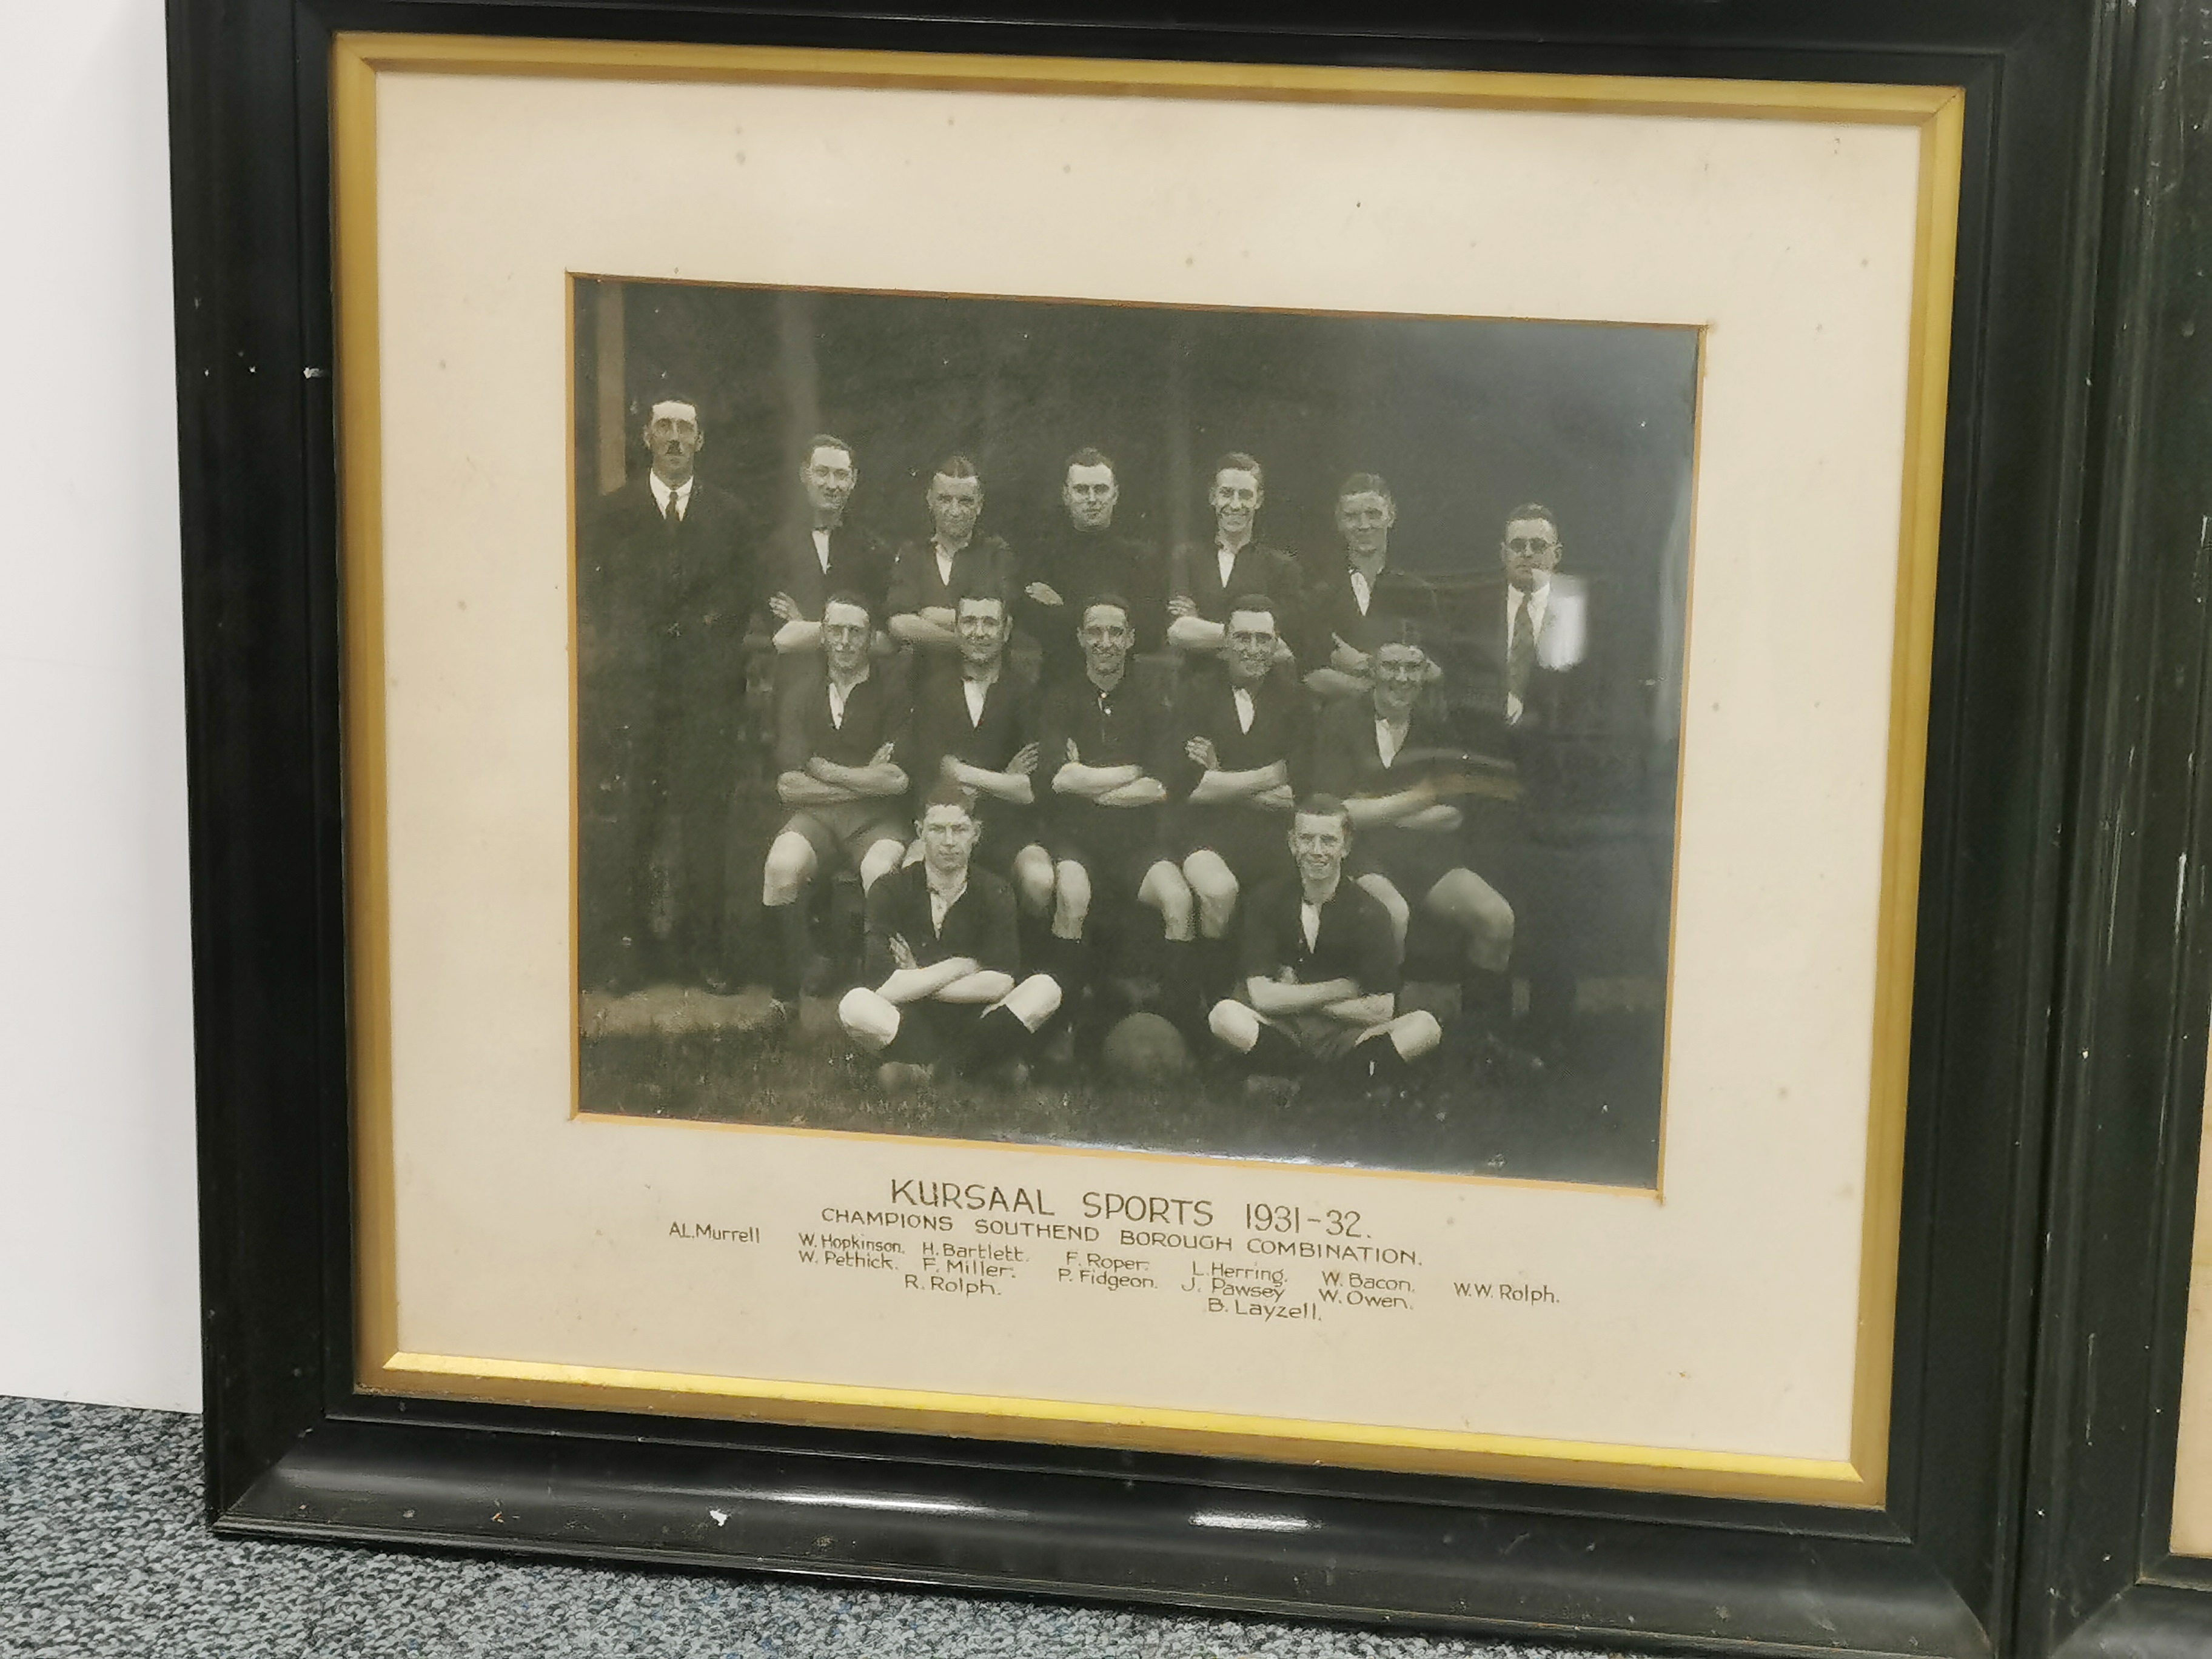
[[1508, 596, 1536, 701]]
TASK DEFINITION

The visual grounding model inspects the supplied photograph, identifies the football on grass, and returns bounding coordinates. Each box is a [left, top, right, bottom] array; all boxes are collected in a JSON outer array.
[[1101, 1011, 1190, 1084]]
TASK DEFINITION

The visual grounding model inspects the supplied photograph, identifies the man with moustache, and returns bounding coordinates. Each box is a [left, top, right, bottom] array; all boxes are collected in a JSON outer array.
[[886, 454, 1014, 672], [759, 591, 911, 1020], [837, 782, 1065, 1093], [1037, 594, 1189, 1024], [1164, 596, 1314, 1019], [1301, 473, 1446, 702], [1016, 447, 1161, 686], [1165, 452, 1305, 671], [899, 587, 1054, 917], [578, 392, 756, 994], [761, 434, 894, 705], [1206, 796, 1443, 1098]]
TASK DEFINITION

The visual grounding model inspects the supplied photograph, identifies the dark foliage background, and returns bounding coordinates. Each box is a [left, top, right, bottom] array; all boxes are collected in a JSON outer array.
[[581, 278, 1697, 751]]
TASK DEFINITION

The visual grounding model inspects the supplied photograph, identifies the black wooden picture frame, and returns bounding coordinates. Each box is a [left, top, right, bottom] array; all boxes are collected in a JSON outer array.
[[2016, 2, 2212, 1655], [172, 1, 2114, 1651]]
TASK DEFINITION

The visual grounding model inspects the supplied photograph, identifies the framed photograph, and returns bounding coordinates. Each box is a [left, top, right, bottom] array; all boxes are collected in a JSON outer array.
[[2016, 3, 2212, 1654], [178, 1, 2108, 1651]]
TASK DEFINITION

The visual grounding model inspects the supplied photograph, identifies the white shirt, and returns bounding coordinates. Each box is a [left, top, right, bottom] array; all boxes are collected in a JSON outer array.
[[927, 875, 968, 936], [1216, 545, 1239, 591], [811, 528, 832, 573], [826, 672, 863, 729], [1505, 581, 1551, 726], [1375, 717, 1406, 768], [961, 669, 997, 727], [1507, 581, 1550, 656], [934, 547, 958, 589], [648, 473, 694, 521], [1232, 686, 1256, 734], [1349, 569, 1373, 615], [1299, 900, 1321, 954]]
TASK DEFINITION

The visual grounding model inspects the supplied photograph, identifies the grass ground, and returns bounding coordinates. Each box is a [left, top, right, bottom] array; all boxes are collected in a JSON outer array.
[[578, 983, 1664, 1188]]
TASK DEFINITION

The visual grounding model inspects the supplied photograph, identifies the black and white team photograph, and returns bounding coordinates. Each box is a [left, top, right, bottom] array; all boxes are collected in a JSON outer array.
[[572, 279, 1696, 1188]]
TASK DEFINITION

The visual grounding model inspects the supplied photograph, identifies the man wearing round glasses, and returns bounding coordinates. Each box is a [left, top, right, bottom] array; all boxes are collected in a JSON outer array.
[[1493, 503, 1586, 729]]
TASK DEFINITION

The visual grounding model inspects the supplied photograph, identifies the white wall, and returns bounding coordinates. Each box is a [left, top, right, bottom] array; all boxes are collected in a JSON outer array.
[[0, 0, 201, 1411]]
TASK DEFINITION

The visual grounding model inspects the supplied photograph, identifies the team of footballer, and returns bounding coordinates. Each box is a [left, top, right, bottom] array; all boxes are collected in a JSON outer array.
[[579, 394, 1583, 1100]]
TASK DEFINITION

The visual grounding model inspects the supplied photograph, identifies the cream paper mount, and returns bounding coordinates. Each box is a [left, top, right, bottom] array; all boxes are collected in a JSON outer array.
[[335, 35, 1957, 1505]]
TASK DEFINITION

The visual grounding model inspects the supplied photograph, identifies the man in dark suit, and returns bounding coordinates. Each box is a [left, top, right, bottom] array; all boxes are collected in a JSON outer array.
[[577, 392, 757, 995], [1165, 452, 1305, 674], [1299, 472, 1447, 702], [1463, 501, 1590, 743], [1016, 447, 1163, 686], [1460, 501, 1594, 1050], [762, 433, 894, 693]]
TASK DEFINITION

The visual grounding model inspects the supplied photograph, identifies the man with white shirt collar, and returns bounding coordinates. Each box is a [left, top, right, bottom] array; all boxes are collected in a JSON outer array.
[[1205, 794, 1441, 1100], [886, 453, 1013, 668], [1301, 472, 1445, 702], [1313, 627, 1524, 1068], [837, 781, 1064, 1093], [1165, 452, 1305, 672], [899, 586, 1052, 915], [577, 390, 756, 996], [760, 590, 911, 1021], [1162, 595, 1315, 1025], [1465, 501, 1594, 1059], [762, 434, 893, 694], [1489, 501, 1587, 731]]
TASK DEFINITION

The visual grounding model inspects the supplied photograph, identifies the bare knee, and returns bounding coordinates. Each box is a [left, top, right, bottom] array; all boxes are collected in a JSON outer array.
[[1014, 846, 1056, 914], [763, 834, 815, 907], [1053, 861, 1093, 936], [1432, 870, 1513, 968], [1208, 998, 1260, 1053], [839, 987, 899, 1050], [1139, 861, 1194, 940], [1390, 1009, 1442, 1061], [1448, 873, 1514, 945], [859, 838, 905, 891], [1184, 855, 1239, 938], [1002, 973, 1062, 1030]]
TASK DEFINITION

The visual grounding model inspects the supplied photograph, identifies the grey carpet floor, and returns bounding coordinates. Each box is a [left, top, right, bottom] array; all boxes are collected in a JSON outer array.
[[1, 1396, 1621, 1658]]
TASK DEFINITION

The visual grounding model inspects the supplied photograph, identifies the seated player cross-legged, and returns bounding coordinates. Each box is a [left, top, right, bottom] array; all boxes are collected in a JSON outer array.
[[1037, 594, 1190, 1030], [1313, 626, 1518, 1037], [1165, 596, 1315, 1023], [838, 782, 1064, 1093], [1208, 796, 1442, 1096], [760, 592, 911, 1019], [900, 586, 1054, 917]]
